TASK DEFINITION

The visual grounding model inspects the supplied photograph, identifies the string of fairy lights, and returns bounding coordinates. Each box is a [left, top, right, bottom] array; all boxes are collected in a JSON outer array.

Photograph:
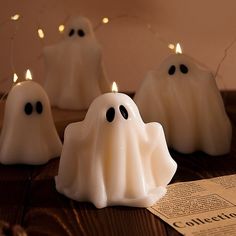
[[0, 8, 235, 92], [0, 11, 177, 88], [0, 12, 64, 87]]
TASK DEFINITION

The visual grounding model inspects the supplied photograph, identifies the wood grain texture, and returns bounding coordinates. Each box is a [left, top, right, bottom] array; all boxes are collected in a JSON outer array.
[[0, 92, 235, 235], [0, 164, 32, 224]]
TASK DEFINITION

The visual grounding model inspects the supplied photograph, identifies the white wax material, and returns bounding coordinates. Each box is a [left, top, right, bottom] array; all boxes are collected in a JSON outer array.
[[43, 16, 110, 110], [134, 54, 232, 155], [55, 92, 177, 208], [0, 81, 62, 164]]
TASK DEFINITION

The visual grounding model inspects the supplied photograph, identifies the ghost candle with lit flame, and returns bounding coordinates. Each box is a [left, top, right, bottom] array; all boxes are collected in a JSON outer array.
[[43, 16, 110, 110], [55, 82, 177, 208], [134, 44, 232, 156], [0, 70, 62, 164]]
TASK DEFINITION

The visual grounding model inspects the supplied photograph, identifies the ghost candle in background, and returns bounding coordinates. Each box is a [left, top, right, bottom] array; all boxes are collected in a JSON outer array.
[[43, 16, 111, 110], [0, 70, 62, 165], [134, 44, 232, 156], [55, 82, 177, 208]]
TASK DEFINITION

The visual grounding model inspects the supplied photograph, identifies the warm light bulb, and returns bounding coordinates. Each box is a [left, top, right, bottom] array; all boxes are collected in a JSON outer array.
[[59, 24, 65, 33], [13, 73, 18, 83], [38, 28, 45, 39], [112, 82, 118, 93], [168, 44, 175, 50], [175, 43, 182, 54], [11, 14, 20, 21], [25, 69, 32, 80], [102, 17, 109, 24]]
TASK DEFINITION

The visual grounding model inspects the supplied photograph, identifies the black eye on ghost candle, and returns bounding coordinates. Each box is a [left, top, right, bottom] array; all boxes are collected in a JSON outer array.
[[180, 64, 189, 74], [168, 65, 176, 75], [24, 102, 33, 115], [68, 29, 75, 37], [106, 107, 115, 122], [36, 101, 43, 114], [119, 105, 128, 120], [77, 29, 85, 37]]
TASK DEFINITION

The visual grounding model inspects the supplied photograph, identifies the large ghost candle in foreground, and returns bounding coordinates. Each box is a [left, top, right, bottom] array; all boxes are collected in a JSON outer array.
[[55, 82, 177, 208], [43, 16, 110, 110], [134, 45, 232, 155], [0, 71, 62, 164]]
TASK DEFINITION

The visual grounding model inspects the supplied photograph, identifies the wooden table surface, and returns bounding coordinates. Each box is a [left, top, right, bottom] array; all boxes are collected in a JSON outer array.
[[0, 92, 236, 236]]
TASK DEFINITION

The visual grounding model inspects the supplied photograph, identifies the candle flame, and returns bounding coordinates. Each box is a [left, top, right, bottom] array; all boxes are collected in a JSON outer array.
[[112, 82, 118, 93], [175, 43, 182, 54], [25, 69, 32, 80], [13, 73, 18, 83]]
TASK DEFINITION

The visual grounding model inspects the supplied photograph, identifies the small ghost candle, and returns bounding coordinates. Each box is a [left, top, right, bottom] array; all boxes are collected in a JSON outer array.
[[134, 44, 232, 156], [0, 70, 62, 164], [55, 82, 177, 208], [43, 16, 110, 110]]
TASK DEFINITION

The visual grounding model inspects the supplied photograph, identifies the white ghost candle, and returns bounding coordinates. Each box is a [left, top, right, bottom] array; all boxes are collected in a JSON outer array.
[[134, 45, 232, 156], [43, 16, 110, 110], [0, 72, 62, 164], [55, 82, 177, 208]]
